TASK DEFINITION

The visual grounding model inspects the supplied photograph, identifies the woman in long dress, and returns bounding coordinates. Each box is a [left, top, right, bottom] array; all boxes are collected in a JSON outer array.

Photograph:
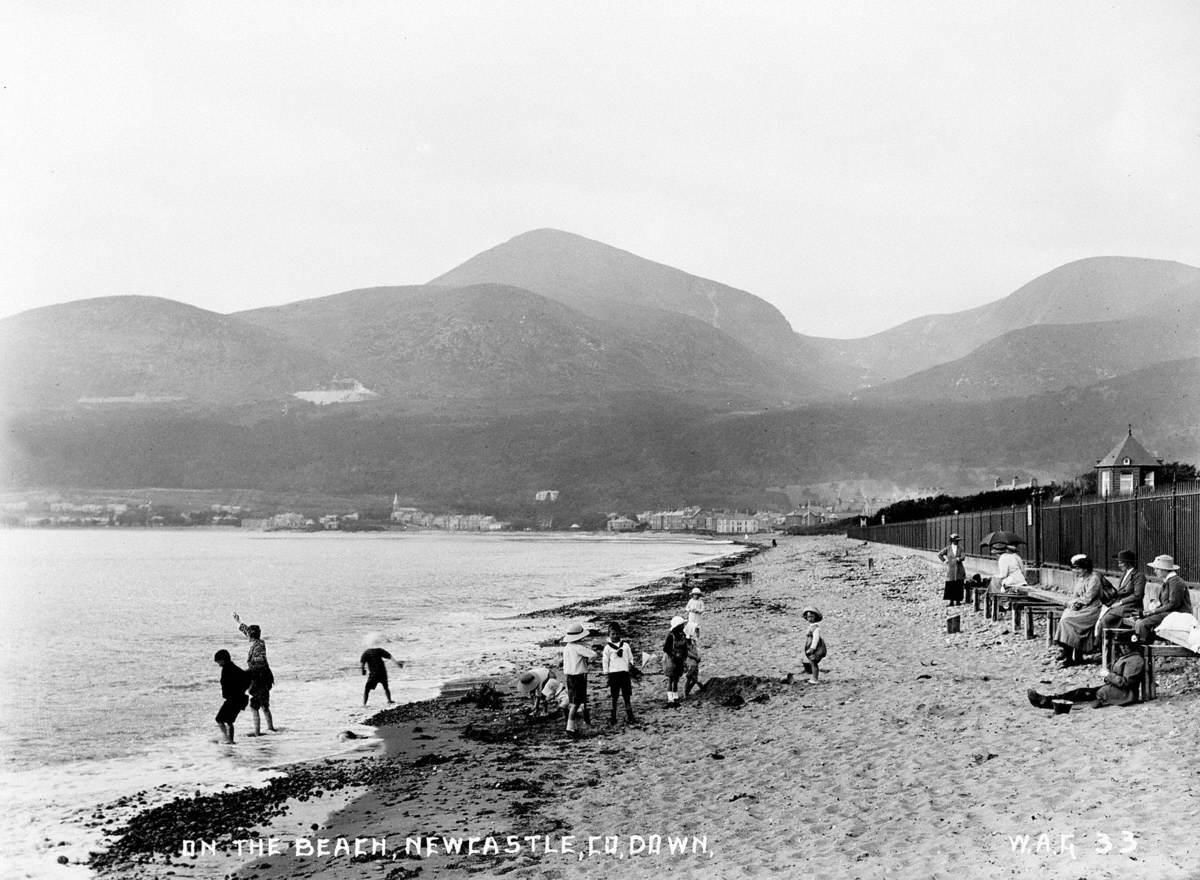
[[1055, 554, 1104, 666], [938, 534, 967, 606]]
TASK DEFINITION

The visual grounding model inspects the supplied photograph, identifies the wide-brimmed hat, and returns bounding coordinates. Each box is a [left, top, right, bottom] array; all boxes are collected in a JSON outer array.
[[562, 622, 589, 643], [801, 607, 823, 622], [690, 587, 702, 595], [669, 615, 686, 629], [949, 533, 960, 541], [1148, 554, 1180, 571], [1114, 550, 1137, 565], [517, 666, 549, 693]]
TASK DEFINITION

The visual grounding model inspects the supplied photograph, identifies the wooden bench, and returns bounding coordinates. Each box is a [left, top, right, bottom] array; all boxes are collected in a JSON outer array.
[[1139, 642, 1200, 700], [992, 586, 1068, 643]]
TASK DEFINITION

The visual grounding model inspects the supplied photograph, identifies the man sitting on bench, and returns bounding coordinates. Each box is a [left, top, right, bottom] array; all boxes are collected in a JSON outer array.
[[1027, 631, 1144, 709], [1133, 555, 1193, 643]]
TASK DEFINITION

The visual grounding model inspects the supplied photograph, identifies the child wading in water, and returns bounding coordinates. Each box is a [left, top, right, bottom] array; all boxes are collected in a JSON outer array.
[[233, 612, 277, 735], [601, 622, 635, 725], [802, 607, 826, 684], [561, 622, 595, 735], [213, 649, 250, 744]]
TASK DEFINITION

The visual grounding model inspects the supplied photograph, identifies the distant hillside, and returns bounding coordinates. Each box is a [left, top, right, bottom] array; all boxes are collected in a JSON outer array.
[[0, 296, 334, 410], [5, 358, 1195, 511], [235, 282, 794, 412], [865, 295, 1200, 401], [430, 228, 827, 390], [804, 257, 1200, 387]]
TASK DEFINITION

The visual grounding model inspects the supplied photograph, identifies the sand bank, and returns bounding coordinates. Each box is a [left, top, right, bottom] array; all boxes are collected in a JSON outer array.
[[93, 536, 1199, 879]]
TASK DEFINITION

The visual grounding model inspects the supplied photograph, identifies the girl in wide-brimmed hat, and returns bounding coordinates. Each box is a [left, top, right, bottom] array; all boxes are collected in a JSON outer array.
[[686, 587, 706, 641]]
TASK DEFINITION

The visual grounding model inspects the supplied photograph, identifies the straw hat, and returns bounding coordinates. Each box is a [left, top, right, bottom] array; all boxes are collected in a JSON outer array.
[[517, 666, 549, 693], [1148, 554, 1180, 572], [562, 622, 588, 643], [801, 607, 823, 622], [669, 615, 686, 629], [690, 587, 702, 595]]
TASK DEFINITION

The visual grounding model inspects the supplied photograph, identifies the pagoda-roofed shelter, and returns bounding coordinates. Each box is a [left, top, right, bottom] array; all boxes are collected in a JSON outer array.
[[1095, 427, 1162, 496]]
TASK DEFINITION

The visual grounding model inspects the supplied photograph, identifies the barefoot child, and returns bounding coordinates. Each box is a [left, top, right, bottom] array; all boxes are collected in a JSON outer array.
[[213, 649, 250, 744], [561, 622, 596, 734], [802, 607, 826, 684], [233, 612, 277, 735], [602, 622, 635, 725], [360, 643, 403, 706]]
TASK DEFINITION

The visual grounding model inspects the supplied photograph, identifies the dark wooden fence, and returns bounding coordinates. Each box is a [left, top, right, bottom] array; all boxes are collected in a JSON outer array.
[[847, 484, 1200, 581]]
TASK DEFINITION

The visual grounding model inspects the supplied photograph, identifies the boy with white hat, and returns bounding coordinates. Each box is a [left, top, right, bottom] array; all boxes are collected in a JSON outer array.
[[561, 622, 596, 734], [1133, 555, 1194, 643]]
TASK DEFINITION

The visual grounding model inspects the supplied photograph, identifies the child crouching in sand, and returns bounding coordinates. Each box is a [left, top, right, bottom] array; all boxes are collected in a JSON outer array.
[[802, 607, 826, 684]]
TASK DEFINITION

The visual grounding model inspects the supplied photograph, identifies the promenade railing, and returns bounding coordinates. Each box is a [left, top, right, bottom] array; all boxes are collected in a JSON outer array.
[[846, 483, 1199, 582]]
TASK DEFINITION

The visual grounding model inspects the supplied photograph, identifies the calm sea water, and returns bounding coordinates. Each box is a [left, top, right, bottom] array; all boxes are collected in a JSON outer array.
[[0, 528, 729, 878]]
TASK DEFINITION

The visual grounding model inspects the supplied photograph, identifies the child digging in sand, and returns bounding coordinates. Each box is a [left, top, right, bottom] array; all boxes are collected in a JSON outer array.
[[802, 607, 826, 684], [561, 622, 596, 735]]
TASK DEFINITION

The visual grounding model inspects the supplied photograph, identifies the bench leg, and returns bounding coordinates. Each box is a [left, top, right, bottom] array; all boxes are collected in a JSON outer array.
[[1046, 612, 1060, 647], [1025, 610, 1036, 639]]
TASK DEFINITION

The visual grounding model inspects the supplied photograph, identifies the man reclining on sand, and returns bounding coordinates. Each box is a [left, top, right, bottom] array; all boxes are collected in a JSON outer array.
[[1027, 631, 1144, 710]]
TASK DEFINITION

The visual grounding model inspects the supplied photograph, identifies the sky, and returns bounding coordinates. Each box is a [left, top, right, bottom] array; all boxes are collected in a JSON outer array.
[[3, 1, 1199, 339]]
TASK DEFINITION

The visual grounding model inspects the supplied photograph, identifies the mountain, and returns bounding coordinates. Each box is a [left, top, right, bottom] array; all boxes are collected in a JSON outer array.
[[0, 296, 335, 410], [804, 257, 1200, 387], [235, 282, 794, 412], [865, 294, 1200, 402], [429, 228, 827, 390]]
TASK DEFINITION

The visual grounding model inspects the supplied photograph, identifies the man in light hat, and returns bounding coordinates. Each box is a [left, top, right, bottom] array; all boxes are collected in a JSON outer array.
[[686, 587, 706, 640], [1133, 555, 1194, 643], [561, 623, 595, 734]]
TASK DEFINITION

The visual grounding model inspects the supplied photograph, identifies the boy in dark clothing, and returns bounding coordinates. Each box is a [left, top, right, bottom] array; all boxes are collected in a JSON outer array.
[[214, 649, 250, 744], [360, 646, 403, 705]]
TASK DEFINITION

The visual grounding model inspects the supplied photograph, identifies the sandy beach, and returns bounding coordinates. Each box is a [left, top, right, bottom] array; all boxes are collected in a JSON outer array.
[[92, 535, 1200, 880]]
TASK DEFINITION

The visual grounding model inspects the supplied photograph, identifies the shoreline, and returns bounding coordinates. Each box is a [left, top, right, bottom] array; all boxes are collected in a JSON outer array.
[[82, 540, 762, 877], [88, 536, 1200, 879]]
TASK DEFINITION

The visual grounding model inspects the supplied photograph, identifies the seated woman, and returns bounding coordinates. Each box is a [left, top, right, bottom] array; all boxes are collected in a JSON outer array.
[[995, 543, 1029, 591], [1133, 555, 1195, 643], [1097, 549, 1146, 631], [1054, 554, 1105, 666]]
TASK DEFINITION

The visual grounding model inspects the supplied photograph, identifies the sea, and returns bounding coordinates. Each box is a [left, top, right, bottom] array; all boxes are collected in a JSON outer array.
[[0, 528, 732, 878]]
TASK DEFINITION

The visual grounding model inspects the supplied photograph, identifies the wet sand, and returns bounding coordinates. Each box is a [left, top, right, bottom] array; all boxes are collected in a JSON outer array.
[[93, 535, 1200, 879]]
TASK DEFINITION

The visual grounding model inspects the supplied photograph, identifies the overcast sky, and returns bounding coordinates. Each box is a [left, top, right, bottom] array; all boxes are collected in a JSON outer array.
[[3, 1, 1198, 338]]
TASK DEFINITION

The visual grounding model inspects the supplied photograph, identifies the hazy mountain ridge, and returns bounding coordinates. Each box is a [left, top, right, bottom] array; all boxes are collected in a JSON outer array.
[[802, 256, 1200, 387], [865, 294, 1200, 402], [0, 296, 335, 409]]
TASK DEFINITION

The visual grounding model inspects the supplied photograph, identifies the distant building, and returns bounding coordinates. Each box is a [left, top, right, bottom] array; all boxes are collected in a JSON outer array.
[[607, 516, 638, 532], [534, 490, 560, 502], [1096, 427, 1162, 496]]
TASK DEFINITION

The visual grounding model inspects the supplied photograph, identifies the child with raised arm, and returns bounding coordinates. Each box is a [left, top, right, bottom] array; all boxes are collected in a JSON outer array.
[[233, 611, 277, 735], [360, 644, 403, 706]]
